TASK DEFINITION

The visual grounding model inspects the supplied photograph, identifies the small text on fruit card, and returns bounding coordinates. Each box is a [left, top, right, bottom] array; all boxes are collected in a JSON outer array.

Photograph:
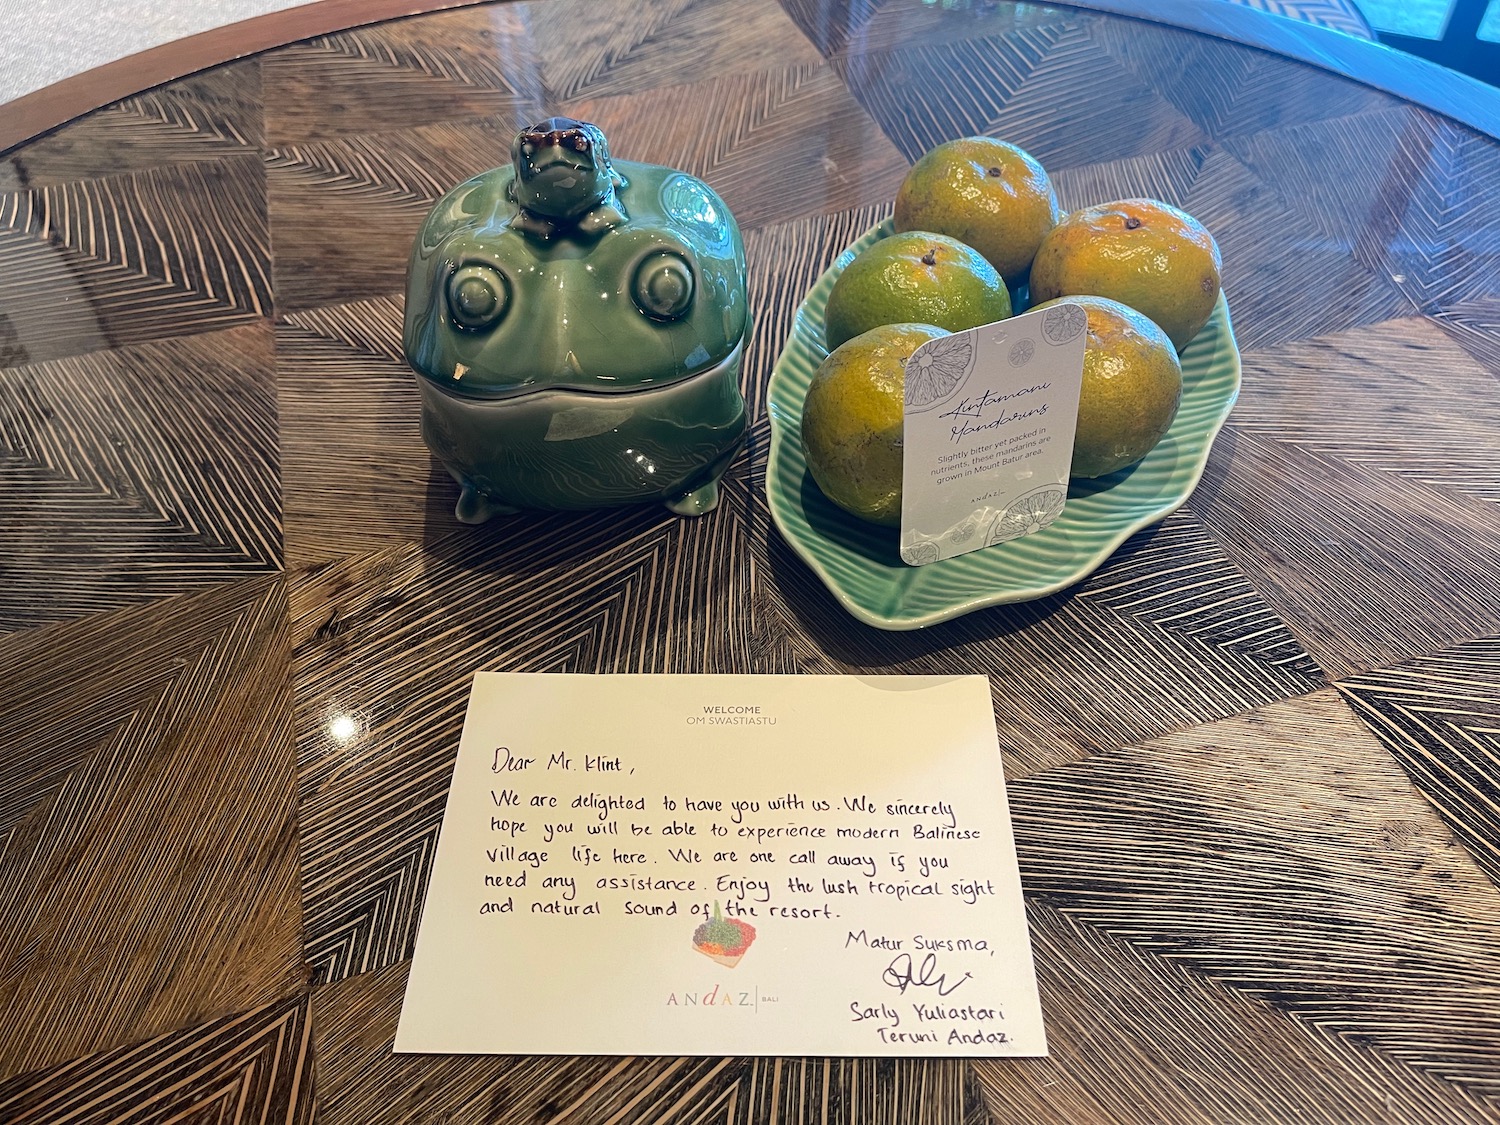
[[899, 303, 1087, 565]]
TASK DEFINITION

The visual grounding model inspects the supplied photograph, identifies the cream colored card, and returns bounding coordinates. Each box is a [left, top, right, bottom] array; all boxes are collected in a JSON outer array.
[[900, 303, 1087, 565], [395, 674, 1046, 1057]]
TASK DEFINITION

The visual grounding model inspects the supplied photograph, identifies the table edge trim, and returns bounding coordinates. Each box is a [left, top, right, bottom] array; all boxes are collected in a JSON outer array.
[[0, 0, 494, 156]]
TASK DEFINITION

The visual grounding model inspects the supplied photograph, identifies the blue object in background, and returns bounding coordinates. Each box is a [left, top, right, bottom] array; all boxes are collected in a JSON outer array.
[[1478, 0, 1500, 41], [1361, 0, 1453, 38], [1357, 0, 1500, 83]]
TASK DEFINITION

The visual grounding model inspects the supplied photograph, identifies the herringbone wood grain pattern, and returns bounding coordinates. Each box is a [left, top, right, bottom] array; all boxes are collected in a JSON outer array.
[[0, 156, 273, 366], [0, 992, 314, 1125], [0, 577, 304, 1081], [3, 0, 1500, 1121], [0, 324, 281, 632]]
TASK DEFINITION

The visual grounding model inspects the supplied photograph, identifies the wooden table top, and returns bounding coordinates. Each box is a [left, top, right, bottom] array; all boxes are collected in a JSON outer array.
[[3, 1, 1500, 1121]]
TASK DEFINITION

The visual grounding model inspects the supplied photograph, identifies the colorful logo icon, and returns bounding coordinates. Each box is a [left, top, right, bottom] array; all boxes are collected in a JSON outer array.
[[691, 902, 757, 968]]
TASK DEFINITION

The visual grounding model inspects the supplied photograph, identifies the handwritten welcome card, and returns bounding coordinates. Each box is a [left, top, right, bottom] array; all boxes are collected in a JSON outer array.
[[900, 303, 1087, 566], [395, 674, 1046, 1057]]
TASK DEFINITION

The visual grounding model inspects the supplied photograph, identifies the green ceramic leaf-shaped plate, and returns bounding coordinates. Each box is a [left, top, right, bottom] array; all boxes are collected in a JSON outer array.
[[766, 220, 1241, 630]]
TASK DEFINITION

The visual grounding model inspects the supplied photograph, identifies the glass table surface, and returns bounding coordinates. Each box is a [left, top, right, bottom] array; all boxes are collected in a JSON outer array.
[[2, 1, 1500, 1122]]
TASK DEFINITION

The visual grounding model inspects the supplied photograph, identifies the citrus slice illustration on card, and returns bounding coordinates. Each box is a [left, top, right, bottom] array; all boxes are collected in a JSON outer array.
[[903, 332, 976, 413], [986, 485, 1067, 545], [692, 902, 757, 968]]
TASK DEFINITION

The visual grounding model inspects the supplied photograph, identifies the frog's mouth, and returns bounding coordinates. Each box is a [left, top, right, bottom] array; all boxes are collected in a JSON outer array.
[[419, 335, 745, 401], [526, 154, 591, 189]]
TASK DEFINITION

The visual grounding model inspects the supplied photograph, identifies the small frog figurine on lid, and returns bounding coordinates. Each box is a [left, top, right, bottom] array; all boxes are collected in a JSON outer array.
[[403, 117, 749, 523]]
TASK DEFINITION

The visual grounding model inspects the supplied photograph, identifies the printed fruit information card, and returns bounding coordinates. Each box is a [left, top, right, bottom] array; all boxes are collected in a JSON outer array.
[[900, 302, 1087, 566], [395, 674, 1047, 1057]]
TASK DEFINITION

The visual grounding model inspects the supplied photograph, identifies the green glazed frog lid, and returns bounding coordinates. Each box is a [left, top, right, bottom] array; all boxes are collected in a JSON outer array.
[[403, 118, 748, 398]]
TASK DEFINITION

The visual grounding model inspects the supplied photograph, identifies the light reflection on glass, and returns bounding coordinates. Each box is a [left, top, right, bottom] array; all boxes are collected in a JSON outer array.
[[624, 448, 658, 474]]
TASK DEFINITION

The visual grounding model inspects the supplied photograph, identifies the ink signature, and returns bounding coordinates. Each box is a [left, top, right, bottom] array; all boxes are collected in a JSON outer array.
[[881, 952, 972, 997]]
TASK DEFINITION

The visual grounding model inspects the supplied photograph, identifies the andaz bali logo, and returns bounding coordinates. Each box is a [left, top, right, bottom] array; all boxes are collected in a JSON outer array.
[[666, 984, 758, 1007]]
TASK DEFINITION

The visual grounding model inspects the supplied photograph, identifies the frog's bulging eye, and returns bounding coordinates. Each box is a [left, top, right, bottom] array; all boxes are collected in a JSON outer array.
[[573, 135, 591, 153], [448, 264, 511, 331], [632, 252, 694, 321]]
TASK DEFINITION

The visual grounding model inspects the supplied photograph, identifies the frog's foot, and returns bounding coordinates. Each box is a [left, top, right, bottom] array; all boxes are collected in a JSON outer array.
[[665, 479, 720, 517], [509, 209, 559, 241], [575, 199, 627, 235], [455, 482, 518, 524]]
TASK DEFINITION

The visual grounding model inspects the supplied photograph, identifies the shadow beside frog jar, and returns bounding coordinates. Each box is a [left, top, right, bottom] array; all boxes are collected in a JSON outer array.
[[403, 117, 750, 523]]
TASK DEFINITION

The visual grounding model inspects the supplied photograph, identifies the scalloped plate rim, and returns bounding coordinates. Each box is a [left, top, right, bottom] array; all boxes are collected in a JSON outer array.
[[765, 221, 1241, 631]]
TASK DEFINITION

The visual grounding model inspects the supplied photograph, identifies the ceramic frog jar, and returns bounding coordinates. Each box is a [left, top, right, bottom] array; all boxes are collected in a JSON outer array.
[[403, 117, 748, 522]]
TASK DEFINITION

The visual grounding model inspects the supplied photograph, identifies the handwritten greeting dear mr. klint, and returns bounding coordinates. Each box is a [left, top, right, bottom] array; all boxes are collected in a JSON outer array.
[[396, 674, 1046, 1057]]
